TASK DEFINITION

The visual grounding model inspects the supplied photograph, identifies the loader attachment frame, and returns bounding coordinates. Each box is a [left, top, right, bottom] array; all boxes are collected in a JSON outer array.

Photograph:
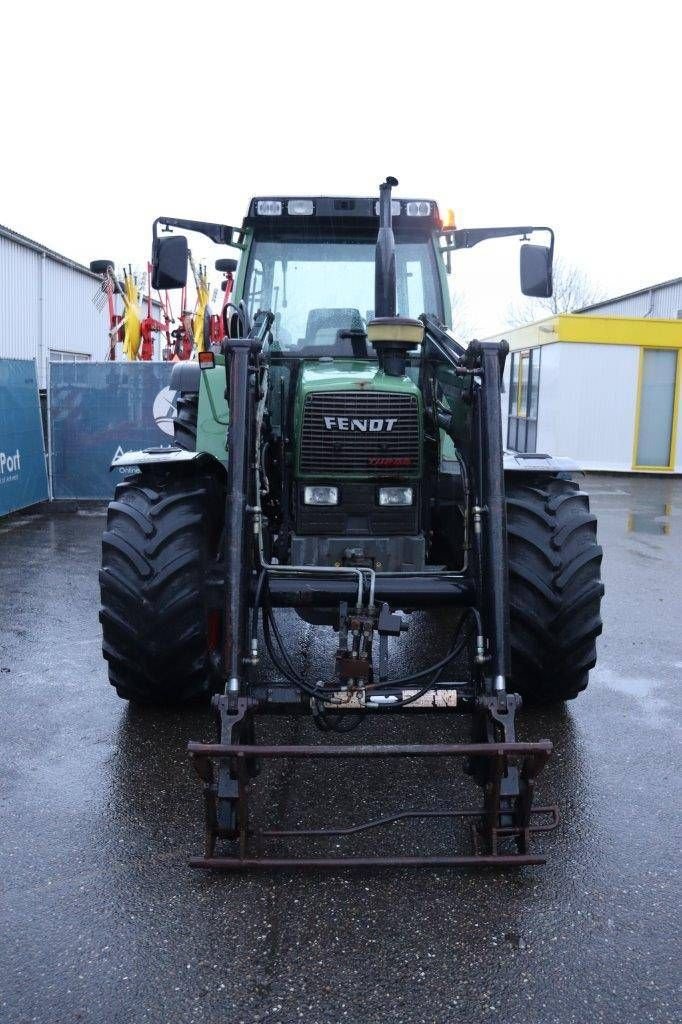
[[186, 310, 559, 869], [188, 709, 557, 868]]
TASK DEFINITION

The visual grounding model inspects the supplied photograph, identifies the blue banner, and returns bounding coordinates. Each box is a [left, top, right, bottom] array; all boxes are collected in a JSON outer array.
[[50, 362, 175, 499], [0, 359, 49, 516]]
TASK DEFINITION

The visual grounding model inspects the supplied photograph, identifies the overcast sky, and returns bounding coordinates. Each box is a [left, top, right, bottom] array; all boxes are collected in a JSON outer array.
[[2, 1, 680, 338]]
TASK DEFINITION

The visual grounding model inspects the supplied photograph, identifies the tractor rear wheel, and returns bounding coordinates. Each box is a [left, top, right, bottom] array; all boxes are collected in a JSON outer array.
[[174, 392, 198, 451], [99, 469, 222, 704], [505, 474, 603, 704]]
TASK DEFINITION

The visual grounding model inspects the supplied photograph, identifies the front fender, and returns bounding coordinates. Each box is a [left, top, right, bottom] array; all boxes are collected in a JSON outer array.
[[111, 446, 225, 473], [503, 451, 580, 473]]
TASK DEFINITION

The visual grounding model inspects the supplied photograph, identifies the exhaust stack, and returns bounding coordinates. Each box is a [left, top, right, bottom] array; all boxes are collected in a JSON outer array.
[[374, 176, 398, 318], [370, 176, 424, 376]]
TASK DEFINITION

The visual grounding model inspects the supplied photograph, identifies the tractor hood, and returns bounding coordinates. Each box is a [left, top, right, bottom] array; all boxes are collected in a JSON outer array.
[[294, 359, 423, 480], [297, 359, 420, 398]]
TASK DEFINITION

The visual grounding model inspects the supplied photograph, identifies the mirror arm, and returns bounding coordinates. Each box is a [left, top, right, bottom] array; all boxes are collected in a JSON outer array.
[[440, 225, 554, 255], [152, 217, 246, 249]]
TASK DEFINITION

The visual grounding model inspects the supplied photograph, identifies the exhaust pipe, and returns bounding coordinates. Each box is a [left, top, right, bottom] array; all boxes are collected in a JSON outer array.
[[370, 176, 424, 377], [374, 176, 398, 318]]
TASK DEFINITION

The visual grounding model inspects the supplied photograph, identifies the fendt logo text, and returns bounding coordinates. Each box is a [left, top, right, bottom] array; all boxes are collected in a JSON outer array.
[[0, 448, 22, 483], [323, 417, 397, 432]]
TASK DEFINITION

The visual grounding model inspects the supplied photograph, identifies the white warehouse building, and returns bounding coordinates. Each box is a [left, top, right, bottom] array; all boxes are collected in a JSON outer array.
[[495, 279, 682, 474], [0, 224, 113, 388], [0, 224, 164, 388]]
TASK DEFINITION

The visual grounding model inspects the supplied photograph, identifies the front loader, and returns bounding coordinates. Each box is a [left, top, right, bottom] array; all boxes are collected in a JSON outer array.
[[99, 178, 603, 868]]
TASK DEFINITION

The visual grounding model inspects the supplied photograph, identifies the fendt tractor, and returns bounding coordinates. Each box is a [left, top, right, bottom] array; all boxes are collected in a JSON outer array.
[[99, 178, 604, 868]]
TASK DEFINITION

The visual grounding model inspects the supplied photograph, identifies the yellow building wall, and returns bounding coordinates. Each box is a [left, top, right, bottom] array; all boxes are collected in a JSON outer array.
[[498, 314, 682, 472]]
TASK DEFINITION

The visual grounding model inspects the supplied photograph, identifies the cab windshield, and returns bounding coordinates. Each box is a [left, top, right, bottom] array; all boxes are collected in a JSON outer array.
[[243, 236, 442, 351]]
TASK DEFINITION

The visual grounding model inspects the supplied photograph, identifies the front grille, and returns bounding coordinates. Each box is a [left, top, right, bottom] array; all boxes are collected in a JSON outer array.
[[299, 391, 420, 475]]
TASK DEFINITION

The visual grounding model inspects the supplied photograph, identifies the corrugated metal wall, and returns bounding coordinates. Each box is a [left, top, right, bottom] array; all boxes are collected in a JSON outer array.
[[44, 256, 108, 374], [0, 232, 107, 388], [582, 280, 682, 319], [0, 234, 42, 367]]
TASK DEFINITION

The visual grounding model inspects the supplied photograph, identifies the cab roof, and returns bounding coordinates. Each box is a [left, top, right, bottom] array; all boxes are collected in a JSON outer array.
[[244, 196, 441, 231]]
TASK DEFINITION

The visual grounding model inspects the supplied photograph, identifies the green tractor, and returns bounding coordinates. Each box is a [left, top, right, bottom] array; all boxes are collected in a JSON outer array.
[[100, 178, 603, 868]]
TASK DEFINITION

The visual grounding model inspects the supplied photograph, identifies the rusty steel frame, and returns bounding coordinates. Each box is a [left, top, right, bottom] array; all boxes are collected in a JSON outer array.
[[188, 738, 557, 870]]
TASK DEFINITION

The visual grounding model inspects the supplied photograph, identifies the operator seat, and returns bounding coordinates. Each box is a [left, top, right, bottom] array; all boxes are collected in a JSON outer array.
[[304, 308, 365, 346]]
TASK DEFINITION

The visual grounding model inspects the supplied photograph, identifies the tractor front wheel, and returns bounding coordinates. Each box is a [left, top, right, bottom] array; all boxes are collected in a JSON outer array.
[[99, 469, 222, 704], [506, 474, 604, 705]]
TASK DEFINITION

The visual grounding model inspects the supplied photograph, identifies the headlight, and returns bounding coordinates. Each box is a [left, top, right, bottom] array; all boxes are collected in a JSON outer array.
[[405, 201, 431, 217], [256, 200, 282, 215], [303, 485, 339, 505], [287, 199, 314, 215], [378, 486, 413, 506]]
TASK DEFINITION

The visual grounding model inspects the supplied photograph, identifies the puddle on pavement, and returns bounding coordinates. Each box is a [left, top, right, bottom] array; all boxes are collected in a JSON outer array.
[[588, 488, 632, 496], [0, 515, 44, 533], [598, 670, 657, 699], [627, 503, 673, 535], [593, 666, 672, 729]]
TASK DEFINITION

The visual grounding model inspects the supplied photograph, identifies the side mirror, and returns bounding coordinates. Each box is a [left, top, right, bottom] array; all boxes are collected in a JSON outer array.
[[152, 235, 188, 290], [520, 243, 553, 298], [215, 258, 238, 274]]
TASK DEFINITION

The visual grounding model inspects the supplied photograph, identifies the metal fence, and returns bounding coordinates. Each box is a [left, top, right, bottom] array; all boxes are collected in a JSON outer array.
[[49, 361, 175, 499], [0, 358, 49, 516]]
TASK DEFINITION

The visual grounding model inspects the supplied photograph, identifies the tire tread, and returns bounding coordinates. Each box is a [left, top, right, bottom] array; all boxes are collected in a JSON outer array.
[[506, 473, 604, 704], [99, 471, 219, 704]]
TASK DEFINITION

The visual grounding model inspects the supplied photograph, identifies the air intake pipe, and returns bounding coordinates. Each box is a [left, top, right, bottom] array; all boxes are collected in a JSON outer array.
[[367, 317, 424, 377], [370, 176, 424, 376]]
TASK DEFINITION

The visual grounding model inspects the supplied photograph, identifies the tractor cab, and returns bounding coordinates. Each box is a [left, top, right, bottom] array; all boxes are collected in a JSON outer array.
[[237, 195, 449, 356]]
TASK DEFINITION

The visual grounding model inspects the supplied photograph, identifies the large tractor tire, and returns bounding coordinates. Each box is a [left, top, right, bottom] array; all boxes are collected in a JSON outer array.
[[174, 392, 198, 451], [99, 469, 222, 705], [170, 362, 200, 452], [505, 474, 603, 705]]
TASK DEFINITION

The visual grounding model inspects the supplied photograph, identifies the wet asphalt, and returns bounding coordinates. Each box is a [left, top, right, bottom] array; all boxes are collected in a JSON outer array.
[[0, 475, 680, 1024]]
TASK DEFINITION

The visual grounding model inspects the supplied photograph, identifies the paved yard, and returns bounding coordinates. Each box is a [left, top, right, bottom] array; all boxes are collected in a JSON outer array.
[[1, 475, 680, 1023]]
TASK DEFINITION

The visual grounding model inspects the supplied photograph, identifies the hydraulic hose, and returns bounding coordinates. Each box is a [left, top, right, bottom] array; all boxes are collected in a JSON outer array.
[[261, 593, 476, 703], [251, 569, 267, 650], [316, 628, 459, 722], [363, 608, 475, 692], [262, 599, 344, 705], [249, 354, 479, 715]]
